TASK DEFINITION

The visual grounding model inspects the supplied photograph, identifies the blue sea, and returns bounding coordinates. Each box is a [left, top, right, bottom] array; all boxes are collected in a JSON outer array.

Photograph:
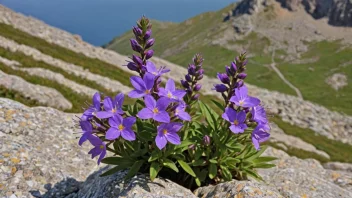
[[0, 0, 235, 46]]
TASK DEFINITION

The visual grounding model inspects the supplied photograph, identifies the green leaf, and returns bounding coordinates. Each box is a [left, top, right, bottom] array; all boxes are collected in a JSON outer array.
[[199, 101, 218, 130], [194, 149, 203, 160], [171, 154, 185, 160], [209, 163, 217, 179], [253, 163, 276, 169], [243, 168, 263, 181], [100, 165, 128, 177], [209, 159, 217, 164], [211, 99, 224, 111], [150, 162, 160, 181], [178, 160, 196, 177], [195, 177, 201, 187], [163, 159, 179, 172], [252, 156, 277, 164], [192, 159, 206, 166], [220, 165, 232, 181], [124, 160, 144, 180], [148, 150, 161, 162], [101, 157, 133, 166]]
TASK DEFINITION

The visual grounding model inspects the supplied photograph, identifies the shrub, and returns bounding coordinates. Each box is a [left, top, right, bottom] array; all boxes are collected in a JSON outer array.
[[77, 17, 275, 189]]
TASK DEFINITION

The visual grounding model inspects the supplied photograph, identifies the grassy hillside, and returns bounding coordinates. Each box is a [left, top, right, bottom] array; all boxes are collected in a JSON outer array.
[[106, 5, 352, 115]]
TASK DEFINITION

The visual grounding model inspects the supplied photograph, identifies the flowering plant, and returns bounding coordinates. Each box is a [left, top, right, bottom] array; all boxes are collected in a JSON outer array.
[[78, 17, 275, 189]]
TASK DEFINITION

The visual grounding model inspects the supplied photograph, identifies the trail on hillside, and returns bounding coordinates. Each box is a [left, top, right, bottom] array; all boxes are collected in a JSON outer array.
[[270, 49, 303, 99]]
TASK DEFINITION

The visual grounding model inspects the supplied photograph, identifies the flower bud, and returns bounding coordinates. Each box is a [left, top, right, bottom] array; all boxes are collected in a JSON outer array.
[[213, 84, 228, 93], [194, 84, 202, 91], [234, 80, 244, 88], [191, 94, 200, 100], [203, 135, 210, 146], [127, 62, 139, 72], [217, 73, 230, 84], [197, 68, 204, 76], [187, 89, 193, 95], [132, 55, 143, 66], [243, 59, 248, 66], [145, 49, 154, 59], [130, 39, 142, 53], [197, 74, 203, 80], [144, 29, 152, 40], [188, 144, 195, 150], [237, 73, 247, 79], [188, 65, 196, 76], [225, 66, 233, 76], [132, 26, 142, 37], [145, 38, 155, 49], [231, 62, 237, 73], [185, 74, 192, 82], [181, 80, 190, 88]]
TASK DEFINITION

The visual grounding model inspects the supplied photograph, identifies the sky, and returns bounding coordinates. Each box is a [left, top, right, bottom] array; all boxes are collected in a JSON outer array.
[[0, 0, 236, 46]]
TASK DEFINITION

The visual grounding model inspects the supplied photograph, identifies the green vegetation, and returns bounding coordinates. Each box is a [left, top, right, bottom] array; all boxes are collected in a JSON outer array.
[[271, 116, 352, 163], [0, 23, 132, 87], [0, 85, 41, 107], [0, 61, 89, 112], [278, 41, 352, 115]]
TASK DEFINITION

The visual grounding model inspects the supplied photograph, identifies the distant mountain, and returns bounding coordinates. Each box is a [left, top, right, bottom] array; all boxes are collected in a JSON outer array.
[[105, 0, 352, 115]]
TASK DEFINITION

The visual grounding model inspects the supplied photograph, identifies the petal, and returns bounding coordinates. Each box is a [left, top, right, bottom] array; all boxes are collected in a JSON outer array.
[[128, 90, 145, 98], [223, 107, 236, 122], [242, 96, 261, 108], [146, 61, 157, 72], [106, 127, 121, 140], [109, 114, 122, 126], [155, 134, 167, 150], [235, 84, 248, 100], [123, 116, 136, 128], [144, 95, 156, 109], [137, 108, 154, 119], [169, 122, 184, 133], [229, 95, 240, 104], [79, 133, 90, 146], [88, 135, 102, 146], [121, 128, 136, 141], [130, 76, 146, 91], [92, 92, 101, 110], [239, 123, 248, 131], [157, 123, 167, 134], [157, 88, 168, 97], [237, 111, 247, 123], [156, 97, 170, 111], [97, 147, 106, 165], [88, 146, 101, 159], [115, 93, 124, 108], [103, 97, 113, 111], [172, 90, 186, 99], [143, 73, 155, 90], [177, 110, 191, 121], [229, 125, 245, 134], [165, 79, 175, 92], [154, 111, 170, 123], [252, 136, 260, 150], [160, 68, 170, 74], [165, 132, 181, 145], [80, 121, 92, 132], [96, 111, 114, 119]]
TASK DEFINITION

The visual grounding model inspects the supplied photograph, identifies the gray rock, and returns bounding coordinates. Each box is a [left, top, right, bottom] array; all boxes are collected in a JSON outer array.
[[324, 162, 352, 172]]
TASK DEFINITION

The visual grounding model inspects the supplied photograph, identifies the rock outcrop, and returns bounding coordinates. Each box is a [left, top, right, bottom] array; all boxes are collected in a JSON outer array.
[[1, 99, 351, 198]]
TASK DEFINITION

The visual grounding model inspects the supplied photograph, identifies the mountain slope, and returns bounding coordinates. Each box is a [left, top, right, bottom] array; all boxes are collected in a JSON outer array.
[[106, 0, 352, 115]]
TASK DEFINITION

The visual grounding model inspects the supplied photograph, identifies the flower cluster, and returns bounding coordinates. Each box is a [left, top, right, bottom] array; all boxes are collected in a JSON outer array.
[[77, 16, 274, 188], [181, 54, 204, 105]]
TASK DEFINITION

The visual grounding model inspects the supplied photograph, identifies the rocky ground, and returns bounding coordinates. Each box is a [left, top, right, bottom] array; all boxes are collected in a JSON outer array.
[[0, 98, 351, 198]]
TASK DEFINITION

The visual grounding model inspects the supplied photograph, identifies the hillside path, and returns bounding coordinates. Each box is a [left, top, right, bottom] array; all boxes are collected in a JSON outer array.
[[270, 50, 303, 99]]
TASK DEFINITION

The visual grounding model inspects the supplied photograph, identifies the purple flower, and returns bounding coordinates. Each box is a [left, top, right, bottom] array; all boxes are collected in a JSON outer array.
[[144, 29, 152, 40], [175, 102, 191, 121], [155, 122, 183, 149], [106, 114, 136, 141], [137, 95, 170, 123], [96, 94, 124, 119], [238, 73, 247, 79], [230, 85, 260, 107], [159, 79, 186, 102], [132, 26, 143, 37], [130, 39, 143, 52], [252, 105, 268, 124], [213, 84, 228, 92], [78, 121, 93, 146], [145, 38, 155, 49], [146, 61, 170, 77], [87, 135, 106, 165], [185, 74, 192, 82], [222, 107, 247, 134], [126, 61, 139, 72], [128, 73, 155, 98], [132, 55, 143, 66], [145, 49, 154, 59], [81, 92, 101, 121], [181, 80, 190, 88], [251, 124, 270, 150], [194, 84, 202, 91], [217, 73, 230, 84]]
